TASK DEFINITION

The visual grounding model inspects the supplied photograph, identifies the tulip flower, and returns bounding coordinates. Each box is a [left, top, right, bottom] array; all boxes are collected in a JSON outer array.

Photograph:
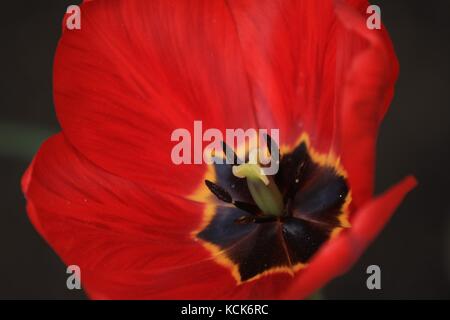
[[22, 0, 416, 299]]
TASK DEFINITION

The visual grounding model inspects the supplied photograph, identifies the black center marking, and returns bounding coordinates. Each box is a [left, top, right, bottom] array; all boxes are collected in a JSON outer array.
[[196, 138, 350, 282]]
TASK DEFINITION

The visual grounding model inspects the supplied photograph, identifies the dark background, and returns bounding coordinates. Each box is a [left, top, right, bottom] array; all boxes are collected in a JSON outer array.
[[0, 0, 449, 299]]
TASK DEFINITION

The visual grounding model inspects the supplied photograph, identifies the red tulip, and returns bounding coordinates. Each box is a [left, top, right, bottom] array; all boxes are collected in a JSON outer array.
[[22, 0, 416, 299]]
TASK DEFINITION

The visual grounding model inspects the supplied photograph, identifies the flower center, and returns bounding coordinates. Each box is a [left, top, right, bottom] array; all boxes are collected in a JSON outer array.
[[193, 134, 351, 283]]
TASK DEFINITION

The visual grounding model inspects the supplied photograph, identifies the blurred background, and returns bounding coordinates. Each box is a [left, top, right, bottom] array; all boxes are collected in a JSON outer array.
[[0, 0, 449, 299]]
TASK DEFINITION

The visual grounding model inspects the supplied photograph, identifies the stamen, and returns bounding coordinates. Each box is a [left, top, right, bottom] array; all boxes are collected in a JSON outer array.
[[204, 180, 260, 216], [204, 180, 232, 203]]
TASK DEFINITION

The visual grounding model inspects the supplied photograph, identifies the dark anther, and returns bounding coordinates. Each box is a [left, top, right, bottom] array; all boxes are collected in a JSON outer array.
[[205, 180, 232, 203], [205, 180, 262, 216], [234, 201, 260, 216]]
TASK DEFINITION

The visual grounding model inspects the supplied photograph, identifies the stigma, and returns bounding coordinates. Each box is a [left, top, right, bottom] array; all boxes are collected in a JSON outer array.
[[232, 149, 283, 217]]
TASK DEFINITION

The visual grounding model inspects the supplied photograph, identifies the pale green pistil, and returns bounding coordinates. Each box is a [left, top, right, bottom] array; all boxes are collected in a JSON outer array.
[[232, 163, 284, 217]]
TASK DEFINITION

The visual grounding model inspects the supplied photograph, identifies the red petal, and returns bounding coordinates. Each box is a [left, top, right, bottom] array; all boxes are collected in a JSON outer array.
[[23, 135, 211, 296], [225, 0, 340, 147], [54, 0, 257, 193], [281, 176, 417, 299], [335, 1, 400, 206]]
